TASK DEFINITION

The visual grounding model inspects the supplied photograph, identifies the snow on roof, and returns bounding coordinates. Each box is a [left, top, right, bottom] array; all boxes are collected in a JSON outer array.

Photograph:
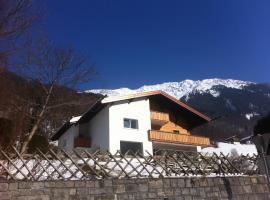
[[70, 116, 81, 123], [240, 135, 253, 142], [201, 142, 257, 156], [245, 112, 259, 120]]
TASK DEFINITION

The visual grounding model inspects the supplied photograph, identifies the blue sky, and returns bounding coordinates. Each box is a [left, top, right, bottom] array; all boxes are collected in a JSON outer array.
[[44, 0, 270, 89]]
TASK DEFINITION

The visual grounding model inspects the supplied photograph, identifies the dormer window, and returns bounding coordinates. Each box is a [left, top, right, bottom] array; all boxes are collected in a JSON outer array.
[[124, 118, 138, 129]]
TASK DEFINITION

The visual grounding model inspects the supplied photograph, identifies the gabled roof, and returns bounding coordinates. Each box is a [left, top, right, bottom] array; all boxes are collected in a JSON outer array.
[[51, 90, 211, 140], [102, 90, 211, 122], [50, 116, 81, 141], [51, 98, 105, 141]]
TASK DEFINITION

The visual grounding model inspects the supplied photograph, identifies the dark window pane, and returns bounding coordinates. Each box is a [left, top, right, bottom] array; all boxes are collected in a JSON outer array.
[[124, 119, 130, 128], [131, 120, 138, 129], [120, 141, 143, 155]]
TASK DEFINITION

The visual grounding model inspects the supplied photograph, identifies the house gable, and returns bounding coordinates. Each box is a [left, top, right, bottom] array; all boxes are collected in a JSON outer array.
[[103, 90, 211, 130]]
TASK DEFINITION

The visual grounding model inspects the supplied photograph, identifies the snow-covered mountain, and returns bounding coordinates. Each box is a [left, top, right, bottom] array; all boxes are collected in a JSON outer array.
[[88, 79, 253, 100]]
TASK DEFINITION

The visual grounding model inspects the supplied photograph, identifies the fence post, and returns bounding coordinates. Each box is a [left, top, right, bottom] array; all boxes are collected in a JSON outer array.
[[261, 149, 270, 186], [252, 134, 270, 188]]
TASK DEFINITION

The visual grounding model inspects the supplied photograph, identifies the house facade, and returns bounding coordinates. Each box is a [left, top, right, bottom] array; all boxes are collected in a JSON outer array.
[[52, 91, 211, 155]]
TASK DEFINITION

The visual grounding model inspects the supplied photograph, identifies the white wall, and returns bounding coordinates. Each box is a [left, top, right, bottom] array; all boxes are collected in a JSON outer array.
[[58, 98, 153, 153], [108, 98, 153, 155], [58, 125, 79, 151], [88, 105, 110, 150]]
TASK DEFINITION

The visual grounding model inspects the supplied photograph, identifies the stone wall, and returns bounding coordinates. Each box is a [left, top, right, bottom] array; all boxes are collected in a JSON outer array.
[[0, 176, 269, 200]]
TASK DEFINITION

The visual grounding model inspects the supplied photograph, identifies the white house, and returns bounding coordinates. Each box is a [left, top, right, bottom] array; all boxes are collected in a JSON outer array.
[[51, 91, 211, 155]]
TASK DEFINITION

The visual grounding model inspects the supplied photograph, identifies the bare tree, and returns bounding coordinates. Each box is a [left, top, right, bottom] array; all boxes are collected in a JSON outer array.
[[0, 68, 34, 149], [18, 39, 97, 153], [0, 0, 37, 68]]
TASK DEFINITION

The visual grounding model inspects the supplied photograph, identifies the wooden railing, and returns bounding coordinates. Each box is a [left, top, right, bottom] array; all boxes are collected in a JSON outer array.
[[150, 111, 169, 123], [148, 130, 210, 146]]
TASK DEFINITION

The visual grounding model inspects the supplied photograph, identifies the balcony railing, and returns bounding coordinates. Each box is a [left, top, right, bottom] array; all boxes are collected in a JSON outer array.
[[148, 130, 210, 146], [150, 111, 169, 125]]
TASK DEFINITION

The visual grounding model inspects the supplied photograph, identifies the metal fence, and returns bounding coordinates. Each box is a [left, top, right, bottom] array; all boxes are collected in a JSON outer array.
[[0, 147, 259, 181]]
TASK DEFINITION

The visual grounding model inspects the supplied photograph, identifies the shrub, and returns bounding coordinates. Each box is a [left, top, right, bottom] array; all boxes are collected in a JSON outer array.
[[28, 134, 49, 153]]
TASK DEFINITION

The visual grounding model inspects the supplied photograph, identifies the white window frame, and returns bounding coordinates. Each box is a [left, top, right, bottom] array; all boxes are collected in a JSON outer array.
[[123, 118, 139, 129]]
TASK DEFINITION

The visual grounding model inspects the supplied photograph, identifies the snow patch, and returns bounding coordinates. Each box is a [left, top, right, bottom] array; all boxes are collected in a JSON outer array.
[[201, 142, 257, 156], [70, 116, 81, 123], [245, 112, 259, 120], [209, 90, 220, 97], [224, 98, 236, 111]]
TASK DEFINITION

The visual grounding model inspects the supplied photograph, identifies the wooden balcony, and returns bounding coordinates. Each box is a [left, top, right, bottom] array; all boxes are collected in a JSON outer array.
[[148, 130, 210, 146], [150, 111, 169, 125], [74, 137, 91, 148]]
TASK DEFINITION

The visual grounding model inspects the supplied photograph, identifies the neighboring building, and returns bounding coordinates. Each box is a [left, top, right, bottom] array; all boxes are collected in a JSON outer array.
[[240, 135, 253, 144], [223, 135, 241, 144], [51, 91, 212, 155]]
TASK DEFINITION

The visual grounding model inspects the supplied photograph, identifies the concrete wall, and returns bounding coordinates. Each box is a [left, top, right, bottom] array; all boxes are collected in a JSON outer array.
[[58, 125, 79, 151], [109, 98, 153, 154], [0, 176, 269, 200]]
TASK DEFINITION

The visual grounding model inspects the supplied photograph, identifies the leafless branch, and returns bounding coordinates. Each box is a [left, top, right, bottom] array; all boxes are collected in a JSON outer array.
[[19, 39, 97, 153]]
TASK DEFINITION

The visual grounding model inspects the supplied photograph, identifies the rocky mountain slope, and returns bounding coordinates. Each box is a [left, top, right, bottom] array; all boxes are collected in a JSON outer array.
[[88, 79, 270, 140]]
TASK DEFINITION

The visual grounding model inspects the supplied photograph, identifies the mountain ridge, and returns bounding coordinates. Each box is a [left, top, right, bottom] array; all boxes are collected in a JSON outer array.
[[87, 78, 254, 100]]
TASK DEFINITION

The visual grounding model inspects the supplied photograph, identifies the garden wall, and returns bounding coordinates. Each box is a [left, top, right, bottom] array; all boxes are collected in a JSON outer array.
[[0, 176, 269, 200]]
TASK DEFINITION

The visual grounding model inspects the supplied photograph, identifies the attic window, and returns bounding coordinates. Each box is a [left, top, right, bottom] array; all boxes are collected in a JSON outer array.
[[124, 118, 138, 129], [173, 130, 180, 134]]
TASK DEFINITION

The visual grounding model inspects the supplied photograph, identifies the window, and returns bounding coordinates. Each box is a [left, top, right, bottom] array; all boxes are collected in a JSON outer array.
[[120, 141, 143, 155], [173, 130, 180, 134], [123, 118, 138, 129]]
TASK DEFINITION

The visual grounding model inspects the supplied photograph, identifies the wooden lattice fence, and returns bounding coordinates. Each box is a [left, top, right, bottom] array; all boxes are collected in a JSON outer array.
[[0, 147, 259, 181]]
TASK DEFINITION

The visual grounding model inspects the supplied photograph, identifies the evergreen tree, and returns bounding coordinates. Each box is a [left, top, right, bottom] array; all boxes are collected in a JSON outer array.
[[254, 112, 270, 135]]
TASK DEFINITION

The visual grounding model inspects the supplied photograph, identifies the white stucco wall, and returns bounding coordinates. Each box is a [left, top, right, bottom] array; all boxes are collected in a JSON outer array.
[[58, 125, 79, 151], [88, 105, 110, 150], [108, 98, 153, 155]]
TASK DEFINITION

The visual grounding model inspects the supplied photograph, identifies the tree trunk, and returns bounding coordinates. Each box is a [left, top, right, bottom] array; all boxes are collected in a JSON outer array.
[[20, 85, 53, 153]]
